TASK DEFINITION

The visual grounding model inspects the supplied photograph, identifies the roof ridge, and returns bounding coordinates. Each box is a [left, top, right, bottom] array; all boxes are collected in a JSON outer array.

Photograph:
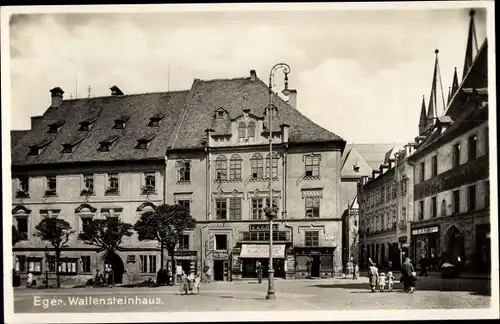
[[197, 76, 249, 83], [170, 80, 200, 149], [63, 89, 190, 103]]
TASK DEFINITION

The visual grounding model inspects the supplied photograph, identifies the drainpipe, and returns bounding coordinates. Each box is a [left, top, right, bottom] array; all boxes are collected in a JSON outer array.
[[200, 224, 208, 281], [164, 157, 168, 205]]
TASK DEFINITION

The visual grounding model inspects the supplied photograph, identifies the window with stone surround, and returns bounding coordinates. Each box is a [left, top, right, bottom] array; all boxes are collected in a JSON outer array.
[[251, 198, 265, 220], [266, 152, 279, 178], [431, 196, 437, 218], [304, 154, 320, 177], [215, 198, 227, 220], [431, 155, 438, 177], [81, 256, 91, 273], [179, 235, 190, 250], [229, 154, 242, 180], [305, 197, 320, 218], [140, 255, 156, 273], [304, 231, 319, 247], [250, 153, 264, 179], [228, 198, 242, 220], [15, 217, 28, 240], [215, 155, 227, 180], [177, 161, 191, 182], [45, 176, 57, 196], [238, 122, 246, 139], [418, 200, 424, 220]]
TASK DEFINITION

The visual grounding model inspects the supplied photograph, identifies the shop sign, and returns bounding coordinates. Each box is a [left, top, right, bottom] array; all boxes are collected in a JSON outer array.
[[250, 224, 278, 232], [213, 251, 228, 260], [325, 234, 335, 240], [240, 244, 285, 258], [411, 226, 439, 236]]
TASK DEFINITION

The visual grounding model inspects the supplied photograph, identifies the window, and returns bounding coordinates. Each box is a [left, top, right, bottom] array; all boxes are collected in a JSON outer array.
[[215, 198, 227, 220], [179, 235, 189, 250], [215, 234, 227, 250], [78, 122, 92, 131], [137, 141, 148, 149], [27, 258, 42, 273], [485, 181, 490, 208], [106, 173, 119, 194], [127, 255, 136, 263], [305, 231, 319, 247], [468, 134, 477, 161], [467, 185, 476, 211], [419, 162, 425, 182], [251, 198, 264, 220], [143, 172, 156, 193], [48, 125, 59, 133], [247, 121, 256, 139], [229, 198, 241, 220], [431, 156, 438, 177], [229, 154, 242, 180], [452, 190, 460, 214], [251, 153, 264, 179], [46, 176, 57, 196], [114, 121, 125, 129], [238, 122, 246, 139], [58, 258, 78, 274], [81, 217, 92, 232], [381, 186, 385, 204], [418, 200, 424, 220], [431, 196, 437, 218], [215, 155, 227, 180], [62, 145, 74, 154], [266, 152, 279, 178], [178, 200, 190, 212], [305, 197, 320, 218], [16, 177, 30, 197], [15, 255, 26, 272], [81, 256, 91, 273], [453, 143, 461, 167], [217, 110, 224, 119], [99, 143, 110, 152], [305, 155, 320, 177], [140, 255, 156, 273], [177, 161, 191, 182]]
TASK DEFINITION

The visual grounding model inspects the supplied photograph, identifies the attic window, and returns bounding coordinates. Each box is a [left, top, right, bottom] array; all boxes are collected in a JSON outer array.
[[78, 117, 97, 131], [217, 111, 224, 118], [353, 165, 360, 172], [48, 120, 65, 134], [28, 139, 52, 156], [113, 115, 131, 129], [98, 135, 119, 152], [148, 113, 165, 127], [62, 136, 85, 154], [136, 134, 156, 149]]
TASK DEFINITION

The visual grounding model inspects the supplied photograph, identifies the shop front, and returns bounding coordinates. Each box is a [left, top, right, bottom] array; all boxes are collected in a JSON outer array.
[[168, 250, 197, 275], [410, 225, 439, 269], [212, 250, 229, 281], [238, 244, 286, 279], [294, 247, 336, 279]]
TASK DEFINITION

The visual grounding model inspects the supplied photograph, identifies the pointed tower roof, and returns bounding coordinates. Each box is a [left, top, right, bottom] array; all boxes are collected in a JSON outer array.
[[463, 9, 479, 80], [452, 67, 460, 94], [447, 87, 452, 105], [426, 49, 446, 129], [418, 95, 427, 135]]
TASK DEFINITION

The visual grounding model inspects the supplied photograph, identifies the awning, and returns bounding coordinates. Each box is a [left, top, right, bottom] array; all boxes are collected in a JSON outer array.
[[239, 244, 285, 259]]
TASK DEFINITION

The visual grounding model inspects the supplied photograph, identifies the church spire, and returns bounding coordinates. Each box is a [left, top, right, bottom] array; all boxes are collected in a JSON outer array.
[[418, 95, 427, 136], [447, 87, 452, 105], [462, 9, 479, 79], [451, 67, 459, 94], [426, 49, 445, 129]]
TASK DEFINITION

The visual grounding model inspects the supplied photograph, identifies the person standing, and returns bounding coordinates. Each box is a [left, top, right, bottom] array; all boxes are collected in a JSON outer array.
[[176, 263, 183, 285], [419, 256, 428, 277], [306, 256, 313, 278], [256, 261, 263, 284], [27, 272, 34, 288], [368, 263, 379, 292], [402, 257, 416, 293]]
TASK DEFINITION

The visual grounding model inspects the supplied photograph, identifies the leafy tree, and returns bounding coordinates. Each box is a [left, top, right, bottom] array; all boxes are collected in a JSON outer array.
[[34, 218, 75, 288], [78, 218, 133, 286], [12, 225, 23, 246], [134, 204, 196, 285]]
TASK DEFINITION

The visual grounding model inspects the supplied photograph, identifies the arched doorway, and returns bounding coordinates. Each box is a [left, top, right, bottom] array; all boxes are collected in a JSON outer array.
[[103, 252, 125, 284], [443, 226, 465, 266]]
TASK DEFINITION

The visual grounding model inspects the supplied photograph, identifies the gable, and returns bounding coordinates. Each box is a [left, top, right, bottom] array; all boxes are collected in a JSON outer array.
[[341, 147, 373, 178]]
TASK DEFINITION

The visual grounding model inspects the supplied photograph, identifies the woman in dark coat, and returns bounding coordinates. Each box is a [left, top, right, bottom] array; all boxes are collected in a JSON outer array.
[[401, 258, 416, 293]]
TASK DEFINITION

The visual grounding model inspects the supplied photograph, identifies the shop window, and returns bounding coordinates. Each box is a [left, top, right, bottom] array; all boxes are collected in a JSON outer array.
[[251, 198, 264, 220], [452, 190, 460, 214], [467, 185, 476, 211], [215, 234, 227, 250], [305, 197, 320, 218], [140, 255, 156, 273], [229, 198, 241, 220], [27, 258, 42, 274], [81, 256, 91, 273], [15, 255, 26, 272], [304, 231, 319, 247], [215, 198, 227, 220]]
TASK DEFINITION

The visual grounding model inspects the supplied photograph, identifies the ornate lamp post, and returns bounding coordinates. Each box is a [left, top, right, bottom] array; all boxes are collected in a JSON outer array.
[[265, 63, 291, 300]]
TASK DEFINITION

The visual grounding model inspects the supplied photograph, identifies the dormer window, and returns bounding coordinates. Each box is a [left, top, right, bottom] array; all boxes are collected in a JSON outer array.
[[247, 121, 256, 139], [217, 111, 224, 118], [113, 115, 131, 129], [214, 107, 228, 119], [28, 139, 52, 156], [47, 120, 65, 134], [148, 112, 165, 127], [78, 117, 97, 131], [62, 135, 85, 154], [136, 134, 156, 149], [98, 135, 119, 152], [238, 122, 246, 139]]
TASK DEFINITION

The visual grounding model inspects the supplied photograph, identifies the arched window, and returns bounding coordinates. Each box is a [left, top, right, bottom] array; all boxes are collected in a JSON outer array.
[[238, 122, 246, 139], [215, 155, 227, 180], [247, 121, 256, 139], [250, 153, 264, 179], [230, 154, 242, 180], [266, 152, 279, 178]]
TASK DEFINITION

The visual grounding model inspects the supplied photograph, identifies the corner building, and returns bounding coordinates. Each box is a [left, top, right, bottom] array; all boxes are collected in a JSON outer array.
[[166, 71, 346, 281]]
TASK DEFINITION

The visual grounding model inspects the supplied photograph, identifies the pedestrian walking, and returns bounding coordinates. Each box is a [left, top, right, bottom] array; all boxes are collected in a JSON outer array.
[[176, 264, 183, 285], [256, 261, 263, 283], [419, 256, 428, 276], [368, 263, 379, 292], [401, 257, 416, 293], [306, 256, 313, 279], [27, 272, 34, 288]]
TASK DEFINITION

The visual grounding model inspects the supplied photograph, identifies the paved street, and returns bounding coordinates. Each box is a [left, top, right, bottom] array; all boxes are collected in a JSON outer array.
[[13, 276, 491, 313]]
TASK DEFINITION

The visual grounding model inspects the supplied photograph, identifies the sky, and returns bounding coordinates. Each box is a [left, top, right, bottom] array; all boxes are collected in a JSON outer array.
[[7, 5, 487, 143]]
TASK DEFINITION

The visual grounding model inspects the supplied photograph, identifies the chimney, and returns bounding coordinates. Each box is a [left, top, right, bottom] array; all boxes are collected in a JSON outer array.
[[280, 124, 290, 143], [50, 87, 64, 107], [110, 85, 124, 96], [250, 70, 257, 81], [31, 116, 43, 129], [287, 89, 297, 109]]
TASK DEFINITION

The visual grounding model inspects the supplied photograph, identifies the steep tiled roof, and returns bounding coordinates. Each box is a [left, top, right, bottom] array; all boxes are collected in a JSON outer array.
[[170, 77, 344, 149], [341, 143, 405, 171], [10, 130, 28, 150], [11, 91, 188, 165]]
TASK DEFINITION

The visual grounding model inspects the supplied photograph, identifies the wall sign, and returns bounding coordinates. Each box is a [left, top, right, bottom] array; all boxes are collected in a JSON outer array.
[[411, 226, 439, 236], [325, 234, 335, 240], [249, 224, 278, 232], [213, 251, 229, 260]]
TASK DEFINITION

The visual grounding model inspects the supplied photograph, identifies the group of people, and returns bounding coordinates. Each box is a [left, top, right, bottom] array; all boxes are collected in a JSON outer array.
[[179, 270, 201, 295], [368, 257, 416, 293], [90, 269, 114, 286]]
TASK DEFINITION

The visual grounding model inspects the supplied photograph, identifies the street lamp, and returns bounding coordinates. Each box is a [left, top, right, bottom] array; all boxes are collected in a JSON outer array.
[[265, 63, 291, 300], [44, 246, 49, 289]]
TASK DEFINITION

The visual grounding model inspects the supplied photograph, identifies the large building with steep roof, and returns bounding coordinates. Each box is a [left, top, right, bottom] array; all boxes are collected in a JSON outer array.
[[11, 69, 346, 285]]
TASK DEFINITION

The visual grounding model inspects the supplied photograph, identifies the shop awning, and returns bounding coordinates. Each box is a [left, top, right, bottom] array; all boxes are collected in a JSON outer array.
[[239, 244, 286, 259]]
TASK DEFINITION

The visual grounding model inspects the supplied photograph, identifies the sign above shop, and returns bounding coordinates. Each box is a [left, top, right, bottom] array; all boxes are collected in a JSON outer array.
[[213, 251, 228, 260], [249, 224, 279, 232], [412, 226, 439, 236], [239, 244, 285, 259]]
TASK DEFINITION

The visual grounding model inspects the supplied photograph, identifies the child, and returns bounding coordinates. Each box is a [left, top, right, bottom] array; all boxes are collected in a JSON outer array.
[[387, 271, 395, 292], [378, 272, 387, 292]]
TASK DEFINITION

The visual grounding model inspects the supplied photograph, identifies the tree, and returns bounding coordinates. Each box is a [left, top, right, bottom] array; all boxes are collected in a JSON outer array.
[[134, 204, 196, 285], [12, 225, 23, 246], [78, 218, 133, 286], [34, 218, 74, 288]]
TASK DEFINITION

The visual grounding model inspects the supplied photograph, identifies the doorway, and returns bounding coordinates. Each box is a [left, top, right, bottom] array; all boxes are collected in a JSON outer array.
[[104, 253, 125, 284], [311, 255, 321, 277], [213, 260, 225, 281]]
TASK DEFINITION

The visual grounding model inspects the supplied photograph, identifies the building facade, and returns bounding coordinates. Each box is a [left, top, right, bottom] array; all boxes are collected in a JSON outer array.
[[11, 70, 346, 285], [408, 10, 490, 273]]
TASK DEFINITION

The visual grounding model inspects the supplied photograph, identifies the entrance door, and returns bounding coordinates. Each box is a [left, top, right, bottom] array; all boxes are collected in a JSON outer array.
[[311, 255, 321, 277], [104, 253, 125, 284], [213, 260, 225, 281]]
